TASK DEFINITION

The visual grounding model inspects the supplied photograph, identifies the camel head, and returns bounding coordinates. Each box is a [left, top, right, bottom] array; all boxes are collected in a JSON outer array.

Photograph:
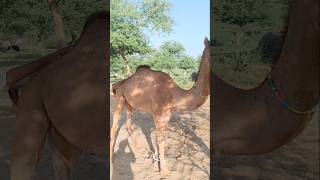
[[202, 37, 210, 62], [192, 37, 210, 97], [204, 37, 210, 48]]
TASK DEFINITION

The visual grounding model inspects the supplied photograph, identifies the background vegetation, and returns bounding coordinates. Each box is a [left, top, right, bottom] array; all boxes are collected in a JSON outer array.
[[0, 0, 106, 54], [0, 0, 292, 92], [211, 0, 290, 88], [110, 0, 200, 88]]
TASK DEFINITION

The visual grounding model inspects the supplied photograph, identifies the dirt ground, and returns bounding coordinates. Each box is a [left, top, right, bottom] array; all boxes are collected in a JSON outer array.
[[110, 93, 210, 180]]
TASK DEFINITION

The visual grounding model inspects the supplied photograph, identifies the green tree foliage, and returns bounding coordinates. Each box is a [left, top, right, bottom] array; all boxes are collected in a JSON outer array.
[[214, 0, 271, 49], [160, 41, 185, 57], [211, 0, 289, 87], [110, 0, 173, 75], [111, 40, 199, 88], [0, 0, 50, 41], [0, 0, 105, 50], [214, 0, 270, 30], [59, 0, 106, 41]]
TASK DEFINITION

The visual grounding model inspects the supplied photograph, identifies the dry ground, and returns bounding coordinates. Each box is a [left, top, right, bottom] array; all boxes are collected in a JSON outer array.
[[110, 93, 210, 180]]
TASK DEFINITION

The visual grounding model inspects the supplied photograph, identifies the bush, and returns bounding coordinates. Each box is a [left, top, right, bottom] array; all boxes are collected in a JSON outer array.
[[111, 42, 200, 89]]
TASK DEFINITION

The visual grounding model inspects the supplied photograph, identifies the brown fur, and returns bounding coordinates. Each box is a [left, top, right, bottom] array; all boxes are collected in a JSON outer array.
[[212, 0, 319, 155], [110, 38, 210, 176], [9, 11, 108, 180]]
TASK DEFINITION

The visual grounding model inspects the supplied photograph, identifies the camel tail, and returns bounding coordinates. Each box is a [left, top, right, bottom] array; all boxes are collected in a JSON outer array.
[[8, 86, 19, 107]]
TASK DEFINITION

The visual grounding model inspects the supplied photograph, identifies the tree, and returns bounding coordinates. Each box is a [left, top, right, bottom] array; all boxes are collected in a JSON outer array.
[[48, 0, 66, 49], [58, 0, 106, 44], [214, 0, 270, 47], [0, 0, 105, 54], [0, 0, 52, 54], [160, 41, 185, 58], [111, 0, 173, 76]]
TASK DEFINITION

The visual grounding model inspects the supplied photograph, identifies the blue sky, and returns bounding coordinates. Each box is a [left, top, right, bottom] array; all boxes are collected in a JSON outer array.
[[144, 1, 210, 58]]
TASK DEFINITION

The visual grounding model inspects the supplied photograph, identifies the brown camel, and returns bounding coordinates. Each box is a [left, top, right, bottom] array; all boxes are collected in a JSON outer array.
[[110, 37, 210, 176], [7, 11, 108, 180], [212, 0, 319, 155], [6, 46, 72, 109]]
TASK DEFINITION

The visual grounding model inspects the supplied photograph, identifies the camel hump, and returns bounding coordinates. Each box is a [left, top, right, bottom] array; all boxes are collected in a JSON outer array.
[[136, 65, 151, 71]]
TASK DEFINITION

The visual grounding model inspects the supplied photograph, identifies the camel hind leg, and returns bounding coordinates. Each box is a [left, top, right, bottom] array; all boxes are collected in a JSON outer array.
[[154, 110, 171, 177], [49, 127, 81, 180], [125, 104, 134, 137], [125, 103, 144, 154], [10, 105, 49, 180], [110, 92, 125, 163]]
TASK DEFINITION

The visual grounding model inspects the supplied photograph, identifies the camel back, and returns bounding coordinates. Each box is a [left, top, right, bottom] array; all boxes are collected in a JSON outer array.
[[112, 65, 151, 95], [6, 46, 72, 87], [5, 11, 108, 105], [5, 11, 110, 88]]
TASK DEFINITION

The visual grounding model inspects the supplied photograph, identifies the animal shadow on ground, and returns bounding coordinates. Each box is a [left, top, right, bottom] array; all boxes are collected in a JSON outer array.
[[112, 139, 135, 180], [171, 109, 210, 176]]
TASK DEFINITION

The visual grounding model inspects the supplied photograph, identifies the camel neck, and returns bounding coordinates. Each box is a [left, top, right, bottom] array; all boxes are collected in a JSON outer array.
[[173, 45, 210, 111], [270, 0, 319, 110], [194, 47, 211, 97], [76, 19, 108, 49], [173, 88, 208, 111]]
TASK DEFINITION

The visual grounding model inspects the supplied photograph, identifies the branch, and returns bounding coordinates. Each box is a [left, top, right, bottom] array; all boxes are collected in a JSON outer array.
[[56, 0, 63, 6]]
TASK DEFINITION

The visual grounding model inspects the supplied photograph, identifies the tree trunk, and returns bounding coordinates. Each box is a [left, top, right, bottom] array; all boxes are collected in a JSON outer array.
[[37, 28, 46, 55], [120, 53, 132, 76], [48, 0, 66, 49]]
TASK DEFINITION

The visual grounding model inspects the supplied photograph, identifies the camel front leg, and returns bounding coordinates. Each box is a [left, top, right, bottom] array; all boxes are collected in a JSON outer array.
[[154, 111, 171, 177]]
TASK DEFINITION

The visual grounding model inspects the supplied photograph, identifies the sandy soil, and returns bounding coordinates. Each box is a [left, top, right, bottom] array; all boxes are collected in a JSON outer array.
[[110, 94, 210, 180]]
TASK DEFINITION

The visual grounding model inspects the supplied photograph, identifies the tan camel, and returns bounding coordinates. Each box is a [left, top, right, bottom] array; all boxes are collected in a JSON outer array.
[[212, 0, 319, 155], [110, 37, 210, 176], [7, 11, 108, 180]]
